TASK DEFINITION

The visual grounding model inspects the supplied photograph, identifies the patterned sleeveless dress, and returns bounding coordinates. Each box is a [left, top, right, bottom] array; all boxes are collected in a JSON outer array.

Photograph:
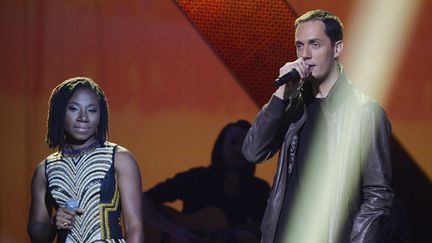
[[45, 141, 125, 242]]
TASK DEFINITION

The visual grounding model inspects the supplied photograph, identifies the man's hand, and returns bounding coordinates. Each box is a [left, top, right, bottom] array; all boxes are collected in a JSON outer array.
[[275, 58, 311, 100]]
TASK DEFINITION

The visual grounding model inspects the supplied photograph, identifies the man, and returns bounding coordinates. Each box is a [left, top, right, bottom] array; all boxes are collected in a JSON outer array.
[[242, 9, 393, 243]]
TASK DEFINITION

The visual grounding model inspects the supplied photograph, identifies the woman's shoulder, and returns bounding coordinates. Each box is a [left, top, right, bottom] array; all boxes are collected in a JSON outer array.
[[112, 143, 138, 170], [101, 140, 119, 150], [100, 141, 129, 156], [35, 159, 46, 171], [45, 150, 61, 161], [113, 144, 133, 157], [32, 159, 48, 183]]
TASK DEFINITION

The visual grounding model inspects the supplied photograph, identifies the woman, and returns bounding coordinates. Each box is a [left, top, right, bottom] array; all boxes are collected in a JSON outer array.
[[28, 77, 144, 242]]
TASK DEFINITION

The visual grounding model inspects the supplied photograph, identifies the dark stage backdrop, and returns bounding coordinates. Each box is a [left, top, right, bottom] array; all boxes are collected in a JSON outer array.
[[0, 1, 430, 242]]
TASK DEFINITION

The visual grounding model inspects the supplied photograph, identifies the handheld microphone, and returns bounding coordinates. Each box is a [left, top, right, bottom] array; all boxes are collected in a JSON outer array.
[[274, 69, 301, 87], [65, 198, 79, 212]]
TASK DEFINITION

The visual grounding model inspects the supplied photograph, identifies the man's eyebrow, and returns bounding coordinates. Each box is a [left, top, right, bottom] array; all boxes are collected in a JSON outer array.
[[308, 38, 322, 43], [295, 38, 322, 44]]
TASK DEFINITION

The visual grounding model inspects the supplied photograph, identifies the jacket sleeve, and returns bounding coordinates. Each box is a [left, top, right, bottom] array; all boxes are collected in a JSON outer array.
[[351, 104, 394, 242], [242, 95, 289, 164]]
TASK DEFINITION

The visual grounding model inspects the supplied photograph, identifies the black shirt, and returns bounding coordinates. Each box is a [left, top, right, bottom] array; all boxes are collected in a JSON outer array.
[[274, 97, 328, 242]]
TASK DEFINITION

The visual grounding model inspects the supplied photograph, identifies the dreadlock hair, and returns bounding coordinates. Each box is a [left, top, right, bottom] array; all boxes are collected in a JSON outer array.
[[46, 77, 109, 150], [295, 9, 344, 46]]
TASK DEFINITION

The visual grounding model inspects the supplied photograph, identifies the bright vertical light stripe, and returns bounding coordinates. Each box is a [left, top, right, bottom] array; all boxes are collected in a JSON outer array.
[[281, 1, 422, 242], [346, 0, 421, 104]]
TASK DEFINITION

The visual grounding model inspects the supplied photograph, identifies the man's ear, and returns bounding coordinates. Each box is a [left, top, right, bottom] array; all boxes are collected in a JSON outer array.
[[334, 40, 344, 58]]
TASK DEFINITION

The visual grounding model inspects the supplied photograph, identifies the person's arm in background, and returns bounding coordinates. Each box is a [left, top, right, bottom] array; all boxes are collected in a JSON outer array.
[[142, 195, 200, 243], [351, 105, 394, 242], [115, 146, 144, 243], [144, 168, 207, 243]]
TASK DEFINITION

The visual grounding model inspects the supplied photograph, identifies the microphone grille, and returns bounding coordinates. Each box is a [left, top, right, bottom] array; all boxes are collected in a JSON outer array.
[[65, 198, 79, 211]]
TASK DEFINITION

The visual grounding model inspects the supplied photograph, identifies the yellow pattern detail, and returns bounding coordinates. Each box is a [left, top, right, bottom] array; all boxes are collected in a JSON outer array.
[[99, 173, 121, 239]]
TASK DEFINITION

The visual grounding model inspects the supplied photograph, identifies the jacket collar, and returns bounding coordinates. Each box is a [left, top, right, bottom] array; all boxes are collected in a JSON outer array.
[[322, 64, 353, 112]]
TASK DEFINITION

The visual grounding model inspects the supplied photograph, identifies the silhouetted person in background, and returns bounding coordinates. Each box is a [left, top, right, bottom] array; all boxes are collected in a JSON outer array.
[[143, 120, 270, 243]]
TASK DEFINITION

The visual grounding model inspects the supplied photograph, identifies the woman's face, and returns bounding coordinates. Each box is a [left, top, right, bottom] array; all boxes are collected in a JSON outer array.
[[221, 126, 248, 168], [64, 88, 100, 148]]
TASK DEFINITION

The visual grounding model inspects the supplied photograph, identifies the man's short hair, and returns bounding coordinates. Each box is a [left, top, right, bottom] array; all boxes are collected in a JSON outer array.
[[295, 9, 344, 45]]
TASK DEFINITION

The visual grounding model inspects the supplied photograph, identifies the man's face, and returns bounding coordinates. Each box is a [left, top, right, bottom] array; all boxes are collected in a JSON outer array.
[[295, 20, 340, 81]]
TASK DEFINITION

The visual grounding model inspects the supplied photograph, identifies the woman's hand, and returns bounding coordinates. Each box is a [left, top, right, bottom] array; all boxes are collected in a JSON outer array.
[[55, 207, 84, 230]]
